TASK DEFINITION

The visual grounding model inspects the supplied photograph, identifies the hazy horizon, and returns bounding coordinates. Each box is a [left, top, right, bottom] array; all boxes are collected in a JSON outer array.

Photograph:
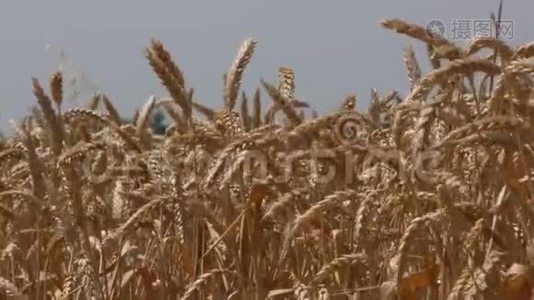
[[1, 0, 533, 132]]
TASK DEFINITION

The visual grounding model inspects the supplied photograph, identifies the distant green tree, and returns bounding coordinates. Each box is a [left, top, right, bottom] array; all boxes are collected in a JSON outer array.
[[150, 109, 169, 135]]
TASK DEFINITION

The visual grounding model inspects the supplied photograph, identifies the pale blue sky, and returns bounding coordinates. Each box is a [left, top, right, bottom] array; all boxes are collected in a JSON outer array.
[[1, 1, 533, 131]]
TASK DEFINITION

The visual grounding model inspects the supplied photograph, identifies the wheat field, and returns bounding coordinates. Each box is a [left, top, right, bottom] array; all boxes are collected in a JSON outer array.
[[1, 17, 534, 300]]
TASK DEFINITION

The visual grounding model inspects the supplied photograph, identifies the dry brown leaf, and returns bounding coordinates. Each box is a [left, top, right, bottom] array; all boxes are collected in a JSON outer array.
[[398, 264, 439, 300], [502, 263, 532, 300]]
